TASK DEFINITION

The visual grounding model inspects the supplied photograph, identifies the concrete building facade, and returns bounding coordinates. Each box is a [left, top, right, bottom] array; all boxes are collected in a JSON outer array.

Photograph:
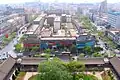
[[106, 30, 120, 46], [66, 15, 71, 23], [54, 16, 61, 32], [108, 11, 120, 29]]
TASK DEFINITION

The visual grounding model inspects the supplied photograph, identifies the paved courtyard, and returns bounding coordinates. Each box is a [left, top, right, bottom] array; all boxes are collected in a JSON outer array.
[[24, 72, 38, 80]]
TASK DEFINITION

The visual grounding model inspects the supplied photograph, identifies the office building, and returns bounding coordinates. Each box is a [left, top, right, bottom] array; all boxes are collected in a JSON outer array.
[[99, 0, 107, 17], [108, 11, 120, 29], [54, 16, 61, 32], [47, 14, 56, 26]]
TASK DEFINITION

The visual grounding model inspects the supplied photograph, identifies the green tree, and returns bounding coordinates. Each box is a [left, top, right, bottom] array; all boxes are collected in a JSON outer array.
[[31, 46, 39, 52], [94, 47, 103, 52], [79, 53, 85, 58], [14, 44, 22, 52], [93, 53, 102, 57], [15, 70, 19, 76], [66, 61, 85, 72], [11, 32, 16, 38], [98, 31, 104, 37], [38, 58, 72, 80], [3, 37, 10, 42], [83, 46, 93, 56], [19, 36, 25, 43], [12, 74, 16, 80], [44, 48, 51, 54], [70, 44, 77, 54]]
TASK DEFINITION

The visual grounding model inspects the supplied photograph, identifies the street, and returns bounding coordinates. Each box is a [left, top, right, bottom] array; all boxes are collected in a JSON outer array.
[[93, 22, 116, 57], [0, 31, 24, 58]]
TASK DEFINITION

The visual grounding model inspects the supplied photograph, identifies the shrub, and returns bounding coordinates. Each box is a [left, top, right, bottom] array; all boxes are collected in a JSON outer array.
[[15, 70, 19, 76], [12, 74, 16, 80]]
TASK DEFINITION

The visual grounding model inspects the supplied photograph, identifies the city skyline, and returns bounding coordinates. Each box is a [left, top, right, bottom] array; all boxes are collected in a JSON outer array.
[[0, 0, 119, 4]]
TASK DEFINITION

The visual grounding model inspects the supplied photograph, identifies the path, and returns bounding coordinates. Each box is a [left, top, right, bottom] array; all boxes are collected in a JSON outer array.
[[24, 72, 38, 80]]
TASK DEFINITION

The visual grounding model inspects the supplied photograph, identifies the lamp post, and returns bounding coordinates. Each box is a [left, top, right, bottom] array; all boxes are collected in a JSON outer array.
[[31, 67, 34, 76]]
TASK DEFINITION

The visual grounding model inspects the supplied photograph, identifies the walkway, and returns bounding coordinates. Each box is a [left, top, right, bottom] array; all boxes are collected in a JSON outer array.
[[24, 72, 38, 80], [86, 71, 103, 80]]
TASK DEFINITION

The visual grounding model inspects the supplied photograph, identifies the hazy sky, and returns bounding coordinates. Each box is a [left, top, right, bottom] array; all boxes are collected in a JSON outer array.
[[0, 0, 119, 4]]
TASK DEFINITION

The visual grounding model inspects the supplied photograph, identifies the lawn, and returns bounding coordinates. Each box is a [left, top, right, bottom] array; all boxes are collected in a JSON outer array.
[[83, 74, 98, 80], [28, 74, 98, 80], [28, 74, 38, 80], [16, 72, 26, 80]]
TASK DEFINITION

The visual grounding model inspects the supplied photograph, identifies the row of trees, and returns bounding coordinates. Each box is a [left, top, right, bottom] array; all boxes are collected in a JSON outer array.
[[70, 44, 103, 57], [14, 44, 39, 53]]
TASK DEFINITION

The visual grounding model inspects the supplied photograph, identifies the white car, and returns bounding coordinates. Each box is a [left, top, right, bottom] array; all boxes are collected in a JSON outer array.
[[0, 52, 9, 60]]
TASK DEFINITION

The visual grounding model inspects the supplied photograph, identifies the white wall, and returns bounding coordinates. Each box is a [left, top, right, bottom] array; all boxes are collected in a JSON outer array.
[[54, 21, 60, 32], [66, 16, 71, 23]]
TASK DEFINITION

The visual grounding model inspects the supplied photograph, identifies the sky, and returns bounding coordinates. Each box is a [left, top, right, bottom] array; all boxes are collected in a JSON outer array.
[[0, 0, 119, 4]]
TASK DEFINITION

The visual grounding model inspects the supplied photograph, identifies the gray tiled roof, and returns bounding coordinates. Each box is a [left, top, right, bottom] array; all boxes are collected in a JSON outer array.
[[78, 58, 105, 65], [21, 57, 46, 65], [0, 57, 16, 80], [110, 57, 120, 77], [23, 38, 40, 44]]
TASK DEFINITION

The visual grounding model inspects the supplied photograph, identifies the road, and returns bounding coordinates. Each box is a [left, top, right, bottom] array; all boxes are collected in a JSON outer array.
[[0, 32, 24, 58], [97, 38, 112, 57], [93, 22, 116, 57], [0, 37, 17, 57]]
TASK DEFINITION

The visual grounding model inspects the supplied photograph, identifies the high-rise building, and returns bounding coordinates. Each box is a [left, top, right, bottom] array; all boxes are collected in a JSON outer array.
[[108, 11, 120, 29], [98, 0, 107, 17], [54, 16, 61, 32]]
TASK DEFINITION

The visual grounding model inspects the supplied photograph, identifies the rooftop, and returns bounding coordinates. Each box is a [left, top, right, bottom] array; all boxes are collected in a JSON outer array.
[[41, 27, 52, 37], [0, 57, 16, 80], [26, 25, 39, 34], [110, 30, 120, 35], [62, 14, 66, 16], [21, 57, 47, 65], [56, 30, 65, 36], [78, 58, 105, 65], [7, 19, 14, 23], [41, 37, 76, 41], [110, 57, 120, 77], [34, 15, 42, 22], [66, 15, 71, 17], [66, 23, 74, 29], [69, 29, 77, 37], [108, 11, 120, 16], [77, 35, 95, 41], [23, 38, 40, 44], [0, 22, 11, 28], [54, 16, 61, 22], [48, 14, 56, 17]]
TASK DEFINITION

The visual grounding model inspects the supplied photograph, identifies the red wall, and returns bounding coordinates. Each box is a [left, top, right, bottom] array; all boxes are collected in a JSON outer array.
[[24, 43, 39, 47]]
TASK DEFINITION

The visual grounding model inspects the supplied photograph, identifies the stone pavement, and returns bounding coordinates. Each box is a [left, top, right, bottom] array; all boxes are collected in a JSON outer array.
[[24, 72, 38, 80]]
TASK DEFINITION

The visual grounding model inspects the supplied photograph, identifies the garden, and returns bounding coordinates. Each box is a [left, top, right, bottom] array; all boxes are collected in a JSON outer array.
[[27, 58, 100, 80]]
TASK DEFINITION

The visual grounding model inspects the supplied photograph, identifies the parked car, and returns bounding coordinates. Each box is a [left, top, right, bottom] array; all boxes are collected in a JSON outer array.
[[0, 52, 9, 60]]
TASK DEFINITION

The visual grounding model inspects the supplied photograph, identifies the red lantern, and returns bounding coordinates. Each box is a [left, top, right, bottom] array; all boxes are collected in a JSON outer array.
[[5, 34, 8, 38]]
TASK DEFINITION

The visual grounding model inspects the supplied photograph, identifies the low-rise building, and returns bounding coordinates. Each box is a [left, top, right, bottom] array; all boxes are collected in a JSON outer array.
[[106, 30, 120, 46], [1, 57, 120, 80], [33, 14, 46, 24], [76, 34, 95, 49], [23, 38, 40, 48]]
